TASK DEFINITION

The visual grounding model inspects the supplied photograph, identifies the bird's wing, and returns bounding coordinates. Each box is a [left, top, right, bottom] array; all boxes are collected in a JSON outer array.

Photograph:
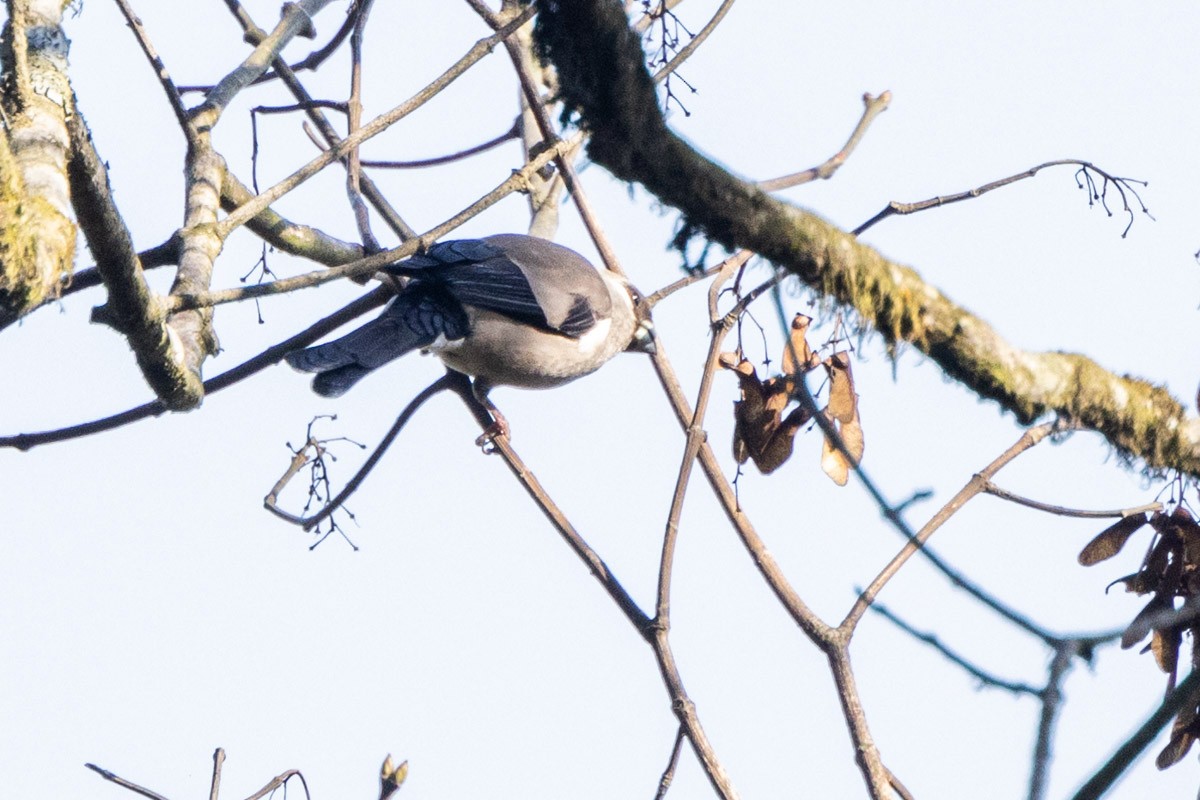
[[383, 235, 611, 338]]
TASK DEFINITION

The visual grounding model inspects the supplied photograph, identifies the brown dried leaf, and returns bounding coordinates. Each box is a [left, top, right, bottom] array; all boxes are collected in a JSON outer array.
[[781, 314, 816, 376], [1153, 627, 1182, 675], [729, 359, 781, 465], [840, 412, 865, 463], [762, 377, 791, 416], [1122, 594, 1173, 649], [1157, 703, 1200, 770], [820, 408, 864, 487], [755, 405, 811, 474], [1078, 514, 1149, 566], [1157, 728, 1196, 770], [733, 432, 749, 465], [821, 434, 849, 486], [825, 351, 857, 423]]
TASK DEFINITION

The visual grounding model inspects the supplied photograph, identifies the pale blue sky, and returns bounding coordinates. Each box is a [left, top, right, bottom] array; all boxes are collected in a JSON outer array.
[[3, 2, 1199, 798]]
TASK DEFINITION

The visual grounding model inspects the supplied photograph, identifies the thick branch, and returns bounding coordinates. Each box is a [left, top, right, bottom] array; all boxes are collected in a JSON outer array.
[[532, 0, 1200, 477], [68, 110, 194, 403], [0, 0, 75, 321]]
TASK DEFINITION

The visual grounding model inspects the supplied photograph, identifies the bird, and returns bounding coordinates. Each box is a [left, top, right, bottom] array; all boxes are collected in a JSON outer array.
[[284, 234, 656, 431]]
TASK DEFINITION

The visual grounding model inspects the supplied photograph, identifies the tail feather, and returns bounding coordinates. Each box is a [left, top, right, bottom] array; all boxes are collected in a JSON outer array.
[[284, 298, 440, 394], [311, 364, 373, 398]]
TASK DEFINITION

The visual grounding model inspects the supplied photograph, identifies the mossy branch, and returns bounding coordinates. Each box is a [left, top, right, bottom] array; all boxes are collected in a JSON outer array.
[[532, 0, 1200, 477]]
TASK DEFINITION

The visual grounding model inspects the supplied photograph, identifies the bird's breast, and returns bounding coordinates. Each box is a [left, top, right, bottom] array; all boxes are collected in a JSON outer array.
[[431, 309, 622, 389]]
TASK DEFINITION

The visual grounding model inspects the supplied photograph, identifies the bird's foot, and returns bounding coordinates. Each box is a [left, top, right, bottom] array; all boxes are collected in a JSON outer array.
[[474, 410, 510, 452]]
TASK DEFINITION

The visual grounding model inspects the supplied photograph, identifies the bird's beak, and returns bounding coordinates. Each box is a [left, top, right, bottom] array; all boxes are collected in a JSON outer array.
[[629, 319, 657, 355]]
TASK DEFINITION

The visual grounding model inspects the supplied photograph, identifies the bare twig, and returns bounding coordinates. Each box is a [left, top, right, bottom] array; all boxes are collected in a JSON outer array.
[[252, 0, 361, 85], [243, 769, 312, 800], [345, 0, 380, 252], [842, 421, 1063, 633], [264, 375, 454, 531], [1028, 642, 1077, 800], [111, 0, 189, 129], [653, 726, 687, 800], [84, 763, 172, 800], [0, 289, 390, 451], [220, 170, 363, 266], [757, 91, 892, 191], [208, 748, 224, 800], [869, 600, 1042, 696], [854, 159, 1153, 237], [223, 0, 416, 240], [493, 11, 625, 274], [169, 136, 570, 312], [193, 0, 335, 132], [984, 483, 1163, 519], [215, 8, 536, 239], [361, 121, 520, 169], [650, 0, 736, 83], [443, 370, 739, 798]]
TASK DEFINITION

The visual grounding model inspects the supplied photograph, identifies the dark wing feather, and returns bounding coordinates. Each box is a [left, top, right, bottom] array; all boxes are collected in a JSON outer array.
[[382, 238, 600, 338]]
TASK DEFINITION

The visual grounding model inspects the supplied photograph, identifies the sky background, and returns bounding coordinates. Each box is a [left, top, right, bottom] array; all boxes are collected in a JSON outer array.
[[3, 2, 1200, 799]]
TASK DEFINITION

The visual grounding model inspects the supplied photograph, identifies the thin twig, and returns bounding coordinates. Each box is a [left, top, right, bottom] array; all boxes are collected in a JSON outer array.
[[222, 0, 416, 239], [208, 748, 224, 800], [854, 159, 1152, 237], [841, 421, 1063, 634], [757, 91, 891, 191], [985, 483, 1163, 519], [471, 5, 625, 274], [214, 8, 536, 239], [345, 0, 380, 252], [1028, 642, 1077, 800], [650, 0, 736, 83], [868, 600, 1042, 696], [653, 726, 687, 800], [361, 121, 519, 169], [169, 136, 569, 312], [84, 763, 172, 800], [264, 375, 454, 531], [252, 1, 361, 85], [194, 0, 336, 132], [111, 0, 189, 130], [243, 769, 312, 800], [443, 371, 739, 798], [0, 289, 390, 451]]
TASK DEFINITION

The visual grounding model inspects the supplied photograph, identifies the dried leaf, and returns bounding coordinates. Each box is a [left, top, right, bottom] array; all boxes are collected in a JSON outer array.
[[762, 377, 791, 416], [1156, 702, 1200, 770], [825, 351, 857, 423], [840, 411, 865, 463], [719, 352, 755, 376], [729, 359, 783, 466], [820, 407, 864, 487], [1078, 514, 1149, 566], [781, 314, 816, 376], [1156, 728, 1196, 770], [821, 434, 849, 486], [755, 406, 811, 474], [1122, 594, 1173, 649], [1153, 627, 1182, 674]]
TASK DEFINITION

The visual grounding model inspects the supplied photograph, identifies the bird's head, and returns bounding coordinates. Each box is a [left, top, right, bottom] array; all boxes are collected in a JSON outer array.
[[624, 283, 657, 355]]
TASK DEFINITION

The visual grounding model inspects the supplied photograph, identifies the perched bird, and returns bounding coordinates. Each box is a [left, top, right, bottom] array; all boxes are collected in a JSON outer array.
[[285, 234, 656, 420]]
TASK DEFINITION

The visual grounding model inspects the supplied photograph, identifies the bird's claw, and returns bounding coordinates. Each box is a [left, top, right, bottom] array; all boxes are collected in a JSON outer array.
[[474, 417, 510, 452]]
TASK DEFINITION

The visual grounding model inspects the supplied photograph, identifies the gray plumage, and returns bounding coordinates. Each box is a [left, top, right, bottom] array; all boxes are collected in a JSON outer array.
[[285, 234, 655, 398]]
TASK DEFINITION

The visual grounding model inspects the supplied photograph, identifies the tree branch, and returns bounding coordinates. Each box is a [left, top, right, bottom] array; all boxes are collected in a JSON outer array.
[[532, 0, 1200, 478]]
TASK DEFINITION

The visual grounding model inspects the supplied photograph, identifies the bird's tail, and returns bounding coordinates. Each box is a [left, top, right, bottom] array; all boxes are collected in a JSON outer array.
[[284, 296, 441, 397]]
